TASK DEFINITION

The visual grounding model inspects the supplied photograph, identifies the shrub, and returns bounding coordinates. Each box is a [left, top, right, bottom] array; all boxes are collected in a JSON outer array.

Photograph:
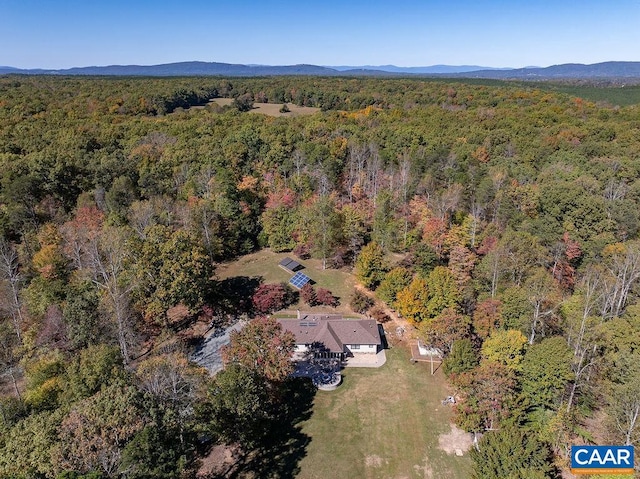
[[369, 305, 390, 323], [350, 290, 374, 314], [252, 283, 295, 314], [316, 288, 339, 307], [300, 283, 317, 306], [293, 243, 311, 260]]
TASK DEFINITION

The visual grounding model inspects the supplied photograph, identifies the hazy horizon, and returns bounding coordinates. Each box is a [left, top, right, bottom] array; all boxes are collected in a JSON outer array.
[[2, 0, 639, 70]]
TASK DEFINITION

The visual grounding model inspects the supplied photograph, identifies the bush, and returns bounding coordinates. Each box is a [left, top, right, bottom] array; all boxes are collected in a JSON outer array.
[[300, 283, 317, 306], [350, 290, 374, 314], [293, 243, 311, 260], [369, 305, 391, 323], [316, 288, 339, 307], [252, 283, 296, 314]]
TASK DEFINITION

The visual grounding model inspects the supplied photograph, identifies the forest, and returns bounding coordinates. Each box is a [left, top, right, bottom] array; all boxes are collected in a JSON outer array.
[[1, 73, 640, 478]]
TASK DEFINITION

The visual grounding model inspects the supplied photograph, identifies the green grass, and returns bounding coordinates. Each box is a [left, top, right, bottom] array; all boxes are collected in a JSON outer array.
[[296, 346, 472, 479], [217, 249, 470, 477], [217, 249, 358, 315]]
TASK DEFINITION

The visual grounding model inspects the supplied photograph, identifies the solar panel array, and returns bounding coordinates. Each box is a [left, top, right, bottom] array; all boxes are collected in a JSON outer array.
[[299, 321, 318, 327], [279, 257, 302, 272], [289, 271, 311, 289]]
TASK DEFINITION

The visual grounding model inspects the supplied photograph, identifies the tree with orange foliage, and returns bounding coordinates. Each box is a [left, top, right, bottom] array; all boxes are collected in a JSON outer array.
[[472, 298, 502, 339], [396, 276, 430, 323]]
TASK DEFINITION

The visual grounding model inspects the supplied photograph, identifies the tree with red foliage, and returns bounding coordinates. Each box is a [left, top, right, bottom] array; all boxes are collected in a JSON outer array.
[[315, 288, 339, 307], [60, 205, 105, 271], [551, 232, 582, 290], [252, 283, 293, 314], [300, 283, 317, 306]]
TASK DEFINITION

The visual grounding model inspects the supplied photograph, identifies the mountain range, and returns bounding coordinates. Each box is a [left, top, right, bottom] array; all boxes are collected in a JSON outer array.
[[2, 61, 640, 79]]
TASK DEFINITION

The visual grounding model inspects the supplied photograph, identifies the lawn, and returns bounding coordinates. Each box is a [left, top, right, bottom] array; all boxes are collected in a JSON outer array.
[[216, 249, 359, 316], [296, 346, 472, 479], [215, 249, 471, 478], [207, 98, 321, 117]]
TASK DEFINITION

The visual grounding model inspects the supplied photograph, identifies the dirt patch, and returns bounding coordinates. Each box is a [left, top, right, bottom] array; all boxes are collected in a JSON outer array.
[[207, 98, 320, 117], [365, 454, 384, 467], [197, 444, 238, 478], [438, 424, 474, 455]]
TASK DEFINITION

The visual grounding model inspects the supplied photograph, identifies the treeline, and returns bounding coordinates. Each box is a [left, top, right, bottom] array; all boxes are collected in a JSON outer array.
[[1, 74, 640, 476]]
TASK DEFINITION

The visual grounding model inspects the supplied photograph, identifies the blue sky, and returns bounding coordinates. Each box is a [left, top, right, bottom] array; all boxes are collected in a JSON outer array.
[[1, 0, 639, 69]]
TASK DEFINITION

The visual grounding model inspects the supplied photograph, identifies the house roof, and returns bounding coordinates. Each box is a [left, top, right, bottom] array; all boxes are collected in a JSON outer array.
[[277, 314, 381, 353]]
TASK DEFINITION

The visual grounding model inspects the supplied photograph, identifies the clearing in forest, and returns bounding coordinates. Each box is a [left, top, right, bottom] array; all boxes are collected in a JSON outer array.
[[207, 98, 321, 117], [216, 249, 358, 316]]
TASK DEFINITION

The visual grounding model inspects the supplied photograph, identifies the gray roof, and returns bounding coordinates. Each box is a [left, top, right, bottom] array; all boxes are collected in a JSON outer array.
[[277, 314, 381, 353]]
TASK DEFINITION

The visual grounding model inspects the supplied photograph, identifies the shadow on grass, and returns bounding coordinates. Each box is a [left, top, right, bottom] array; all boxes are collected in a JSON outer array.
[[213, 276, 263, 315], [209, 377, 316, 479]]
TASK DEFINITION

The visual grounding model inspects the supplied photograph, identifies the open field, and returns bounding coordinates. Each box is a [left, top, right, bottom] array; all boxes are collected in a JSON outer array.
[[297, 345, 472, 479], [216, 249, 359, 316], [207, 98, 321, 117]]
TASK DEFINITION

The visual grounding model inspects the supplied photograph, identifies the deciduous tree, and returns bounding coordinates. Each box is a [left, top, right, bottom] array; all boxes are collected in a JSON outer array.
[[396, 276, 429, 323], [480, 329, 528, 372], [222, 316, 295, 382], [53, 384, 144, 477], [376, 266, 412, 306], [354, 241, 387, 289]]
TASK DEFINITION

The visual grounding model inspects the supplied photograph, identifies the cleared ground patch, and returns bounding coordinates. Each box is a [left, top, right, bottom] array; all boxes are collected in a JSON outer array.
[[296, 346, 471, 479], [207, 98, 321, 117]]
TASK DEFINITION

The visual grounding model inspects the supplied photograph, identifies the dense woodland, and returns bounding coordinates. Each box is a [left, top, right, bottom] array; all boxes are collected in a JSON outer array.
[[1, 74, 640, 477]]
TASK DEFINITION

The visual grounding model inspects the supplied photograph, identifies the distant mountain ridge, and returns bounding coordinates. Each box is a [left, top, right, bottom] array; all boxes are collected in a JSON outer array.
[[329, 64, 512, 73], [449, 61, 640, 79], [1, 61, 640, 79]]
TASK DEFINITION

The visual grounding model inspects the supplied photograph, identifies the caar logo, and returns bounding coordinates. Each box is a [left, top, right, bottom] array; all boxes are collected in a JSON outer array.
[[571, 445, 634, 475]]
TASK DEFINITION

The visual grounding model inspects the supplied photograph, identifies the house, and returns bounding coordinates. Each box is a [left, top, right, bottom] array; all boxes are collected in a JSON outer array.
[[277, 313, 382, 360]]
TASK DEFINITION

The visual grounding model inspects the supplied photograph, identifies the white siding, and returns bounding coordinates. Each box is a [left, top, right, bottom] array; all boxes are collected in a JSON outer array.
[[346, 344, 377, 354]]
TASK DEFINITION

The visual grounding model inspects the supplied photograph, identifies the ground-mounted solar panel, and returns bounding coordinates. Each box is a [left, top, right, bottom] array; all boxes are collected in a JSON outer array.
[[279, 257, 303, 273], [289, 271, 311, 289]]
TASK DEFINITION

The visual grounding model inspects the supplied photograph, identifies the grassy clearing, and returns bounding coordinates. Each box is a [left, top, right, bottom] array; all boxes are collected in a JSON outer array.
[[297, 345, 471, 479], [216, 249, 358, 316], [207, 98, 321, 117], [216, 250, 471, 477]]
